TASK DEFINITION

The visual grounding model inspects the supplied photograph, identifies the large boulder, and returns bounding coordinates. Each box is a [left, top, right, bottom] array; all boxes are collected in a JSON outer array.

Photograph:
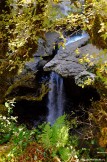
[[44, 36, 89, 76], [44, 35, 100, 83]]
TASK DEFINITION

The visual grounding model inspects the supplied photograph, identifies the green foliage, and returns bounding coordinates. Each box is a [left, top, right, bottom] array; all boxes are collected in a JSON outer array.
[[0, 115, 17, 144], [84, 0, 107, 49], [40, 115, 79, 161], [0, 100, 16, 144], [40, 115, 69, 148], [0, 124, 36, 162], [0, 103, 35, 161], [0, 114, 79, 162], [0, 0, 59, 102], [40, 123, 52, 149], [58, 147, 71, 161], [6, 126, 35, 160]]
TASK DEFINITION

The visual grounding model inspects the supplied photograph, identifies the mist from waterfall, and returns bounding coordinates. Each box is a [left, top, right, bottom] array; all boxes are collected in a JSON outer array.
[[47, 72, 65, 125]]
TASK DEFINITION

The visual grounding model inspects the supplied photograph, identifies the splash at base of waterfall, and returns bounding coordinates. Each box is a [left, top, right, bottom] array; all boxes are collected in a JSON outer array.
[[47, 72, 65, 125]]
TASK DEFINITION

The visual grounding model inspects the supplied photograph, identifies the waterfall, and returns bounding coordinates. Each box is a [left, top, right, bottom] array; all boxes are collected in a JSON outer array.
[[46, 31, 89, 124], [47, 72, 64, 125]]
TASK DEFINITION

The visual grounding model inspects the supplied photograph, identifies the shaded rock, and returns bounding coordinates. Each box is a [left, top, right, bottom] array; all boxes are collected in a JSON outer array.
[[25, 32, 60, 71], [64, 77, 100, 113], [25, 58, 40, 71], [5, 72, 49, 102], [34, 32, 60, 57], [25, 58, 48, 71]]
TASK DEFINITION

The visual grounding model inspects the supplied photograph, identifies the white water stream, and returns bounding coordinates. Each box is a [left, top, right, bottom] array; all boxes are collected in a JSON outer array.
[[47, 31, 88, 124], [65, 31, 88, 46], [47, 72, 64, 124]]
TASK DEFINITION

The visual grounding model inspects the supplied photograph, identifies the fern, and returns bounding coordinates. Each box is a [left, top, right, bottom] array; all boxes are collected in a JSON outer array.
[[41, 115, 68, 148], [40, 123, 52, 149], [40, 115, 72, 161], [40, 115, 80, 161], [51, 116, 69, 148], [58, 147, 71, 161]]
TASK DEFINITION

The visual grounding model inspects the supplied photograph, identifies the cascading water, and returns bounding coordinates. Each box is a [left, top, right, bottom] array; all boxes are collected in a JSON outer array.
[[47, 31, 89, 124], [47, 72, 64, 124], [65, 31, 89, 46]]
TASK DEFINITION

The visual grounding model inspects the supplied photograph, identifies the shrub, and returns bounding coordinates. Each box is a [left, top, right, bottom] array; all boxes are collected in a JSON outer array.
[[0, 115, 17, 144]]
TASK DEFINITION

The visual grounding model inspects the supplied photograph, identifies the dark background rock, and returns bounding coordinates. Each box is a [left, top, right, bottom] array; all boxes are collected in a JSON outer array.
[[64, 77, 100, 119]]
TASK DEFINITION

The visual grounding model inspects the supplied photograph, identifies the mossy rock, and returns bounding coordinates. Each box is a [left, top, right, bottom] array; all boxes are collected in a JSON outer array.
[[0, 104, 8, 116]]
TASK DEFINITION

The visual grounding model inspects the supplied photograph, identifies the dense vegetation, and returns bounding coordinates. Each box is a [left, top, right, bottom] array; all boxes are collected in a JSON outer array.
[[0, 0, 107, 161]]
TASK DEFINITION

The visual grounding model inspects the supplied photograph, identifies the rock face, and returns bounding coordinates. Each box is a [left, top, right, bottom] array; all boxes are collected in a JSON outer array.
[[5, 71, 49, 102], [34, 32, 60, 57], [25, 32, 60, 71], [43, 36, 100, 81]]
